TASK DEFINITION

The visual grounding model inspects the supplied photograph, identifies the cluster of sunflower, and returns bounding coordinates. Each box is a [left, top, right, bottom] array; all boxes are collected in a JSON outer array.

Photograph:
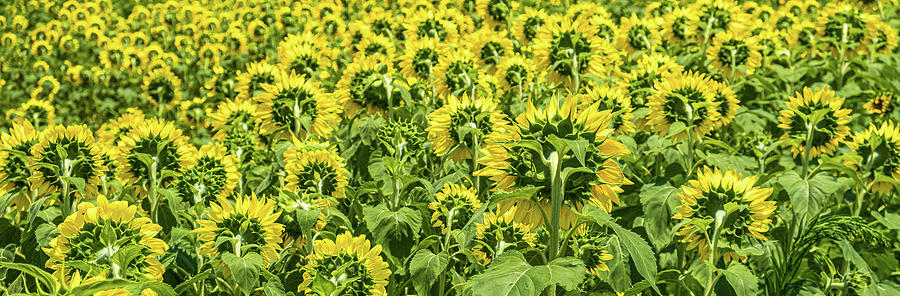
[[1, 0, 900, 295]]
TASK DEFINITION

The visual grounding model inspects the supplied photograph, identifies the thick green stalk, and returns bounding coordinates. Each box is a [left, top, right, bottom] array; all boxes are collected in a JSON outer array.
[[546, 151, 563, 296]]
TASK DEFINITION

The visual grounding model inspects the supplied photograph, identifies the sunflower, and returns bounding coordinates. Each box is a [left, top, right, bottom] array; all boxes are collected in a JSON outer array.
[[619, 54, 684, 120], [353, 31, 396, 59], [336, 56, 396, 118], [769, 10, 798, 33], [278, 36, 335, 80], [0, 119, 39, 211], [661, 7, 698, 44], [587, 15, 619, 43], [282, 139, 350, 201], [646, 71, 721, 142], [616, 13, 660, 56], [209, 98, 267, 139], [428, 183, 483, 234], [863, 15, 898, 55], [399, 37, 444, 80], [194, 193, 284, 267], [99, 43, 127, 71], [512, 7, 547, 46], [178, 96, 209, 129], [706, 30, 762, 79], [476, 96, 632, 229], [433, 47, 481, 98], [690, 0, 749, 37], [709, 80, 741, 128], [362, 7, 397, 38], [571, 224, 615, 278], [43, 195, 167, 282], [96, 108, 146, 149], [174, 143, 240, 205], [114, 118, 196, 189], [817, 3, 867, 57], [847, 120, 900, 195], [235, 62, 280, 101], [534, 15, 605, 84], [472, 206, 538, 265], [493, 53, 536, 95], [469, 27, 513, 68], [864, 93, 893, 115], [777, 87, 852, 159], [257, 71, 341, 140], [142, 68, 182, 108], [673, 167, 775, 262], [788, 20, 820, 57], [10, 98, 56, 129], [29, 125, 107, 199], [402, 10, 459, 43], [578, 85, 636, 136], [300, 232, 391, 295], [476, 0, 517, 28], [426, 93, 511, 161]]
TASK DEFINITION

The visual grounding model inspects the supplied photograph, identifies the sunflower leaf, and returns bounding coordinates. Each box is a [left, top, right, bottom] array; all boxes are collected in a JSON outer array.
[[409, 249, 449, 295], [723, 262, 758, 296], [221, 252, 263, 296]]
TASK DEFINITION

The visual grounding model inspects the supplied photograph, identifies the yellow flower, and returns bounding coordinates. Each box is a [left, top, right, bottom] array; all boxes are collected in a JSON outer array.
[[577, 85, 636, 136], [194, 193, 284, 267], [234, 61, 280, 101], [493, 53, 536, 95], [476, 0, 518, 28], [469, 27, 513, 68], [10, 98, 56, 128], [673, 167, 775, 262], [618, 54, 683, 131], [44, 195, 168, 281], [816, 3, 868, 57], [29, 125, 108, 199], [353, 30, 396, 60], [472, 206, 537, 265], [847, 120, 900, 195], [283, 139, 350, 200], [402, 10, 459, 43], [512, 7, 547, 45], [476, 96, 631, 229], [572, 224, 615, 278], [426, 93, 511, 161], [864, 93, 893, 115], [113, 118, 196, 189], [706, 30, 762, 78], [142, 68, 182, 108], [300, 232, 391, 295], [433, 47, 481, 98], [863, 15, 898, 55], [0, 119, 39, 211], [534, 15, 605, 84], [428, 183, 483, 234], [616, 13, 660, 55], [96, 108, 146, 149], [174, 143, 241, 205], [278, 34, 336, 80], [399, 37, 445, 80], [336, 56, 395, 118], [709, 80, 741, 128], [647, 71, 722, 142], [777, 87, 852, 159], [258, 71, 341, 140]]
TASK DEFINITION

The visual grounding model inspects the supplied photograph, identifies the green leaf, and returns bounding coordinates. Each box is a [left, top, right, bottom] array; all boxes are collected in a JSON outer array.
[[723, 263, 758, 296], [409, 249, 450, 295], [837, 240, 876, 281], [579, 206, 660, 294], [363, 204, 422, 259], [639, 182, 680, 250], [174, 269, 214, 293], [489, 186, 544, 205], [0, 262, 57, 292], [562, 138, 589, 166], [221, 253, 263, 296], [778, 171, 839, 218], [263, 278, 286, 296], [469, 252, 586, 296], [69, 279, 176, 296]]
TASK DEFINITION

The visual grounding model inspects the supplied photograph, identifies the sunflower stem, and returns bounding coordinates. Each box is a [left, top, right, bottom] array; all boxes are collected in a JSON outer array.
[[471, 133, 481, 196], [149, 157, 160, 223], [801, 121, 814, 179], [571, 52, 580, 94], [546, 150, 563, 296], [703, 210, 726, 296], [384, 74, 394, 122]]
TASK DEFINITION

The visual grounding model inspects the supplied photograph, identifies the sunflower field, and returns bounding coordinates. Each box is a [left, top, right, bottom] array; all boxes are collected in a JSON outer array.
[[2, 0, 900, 295]]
